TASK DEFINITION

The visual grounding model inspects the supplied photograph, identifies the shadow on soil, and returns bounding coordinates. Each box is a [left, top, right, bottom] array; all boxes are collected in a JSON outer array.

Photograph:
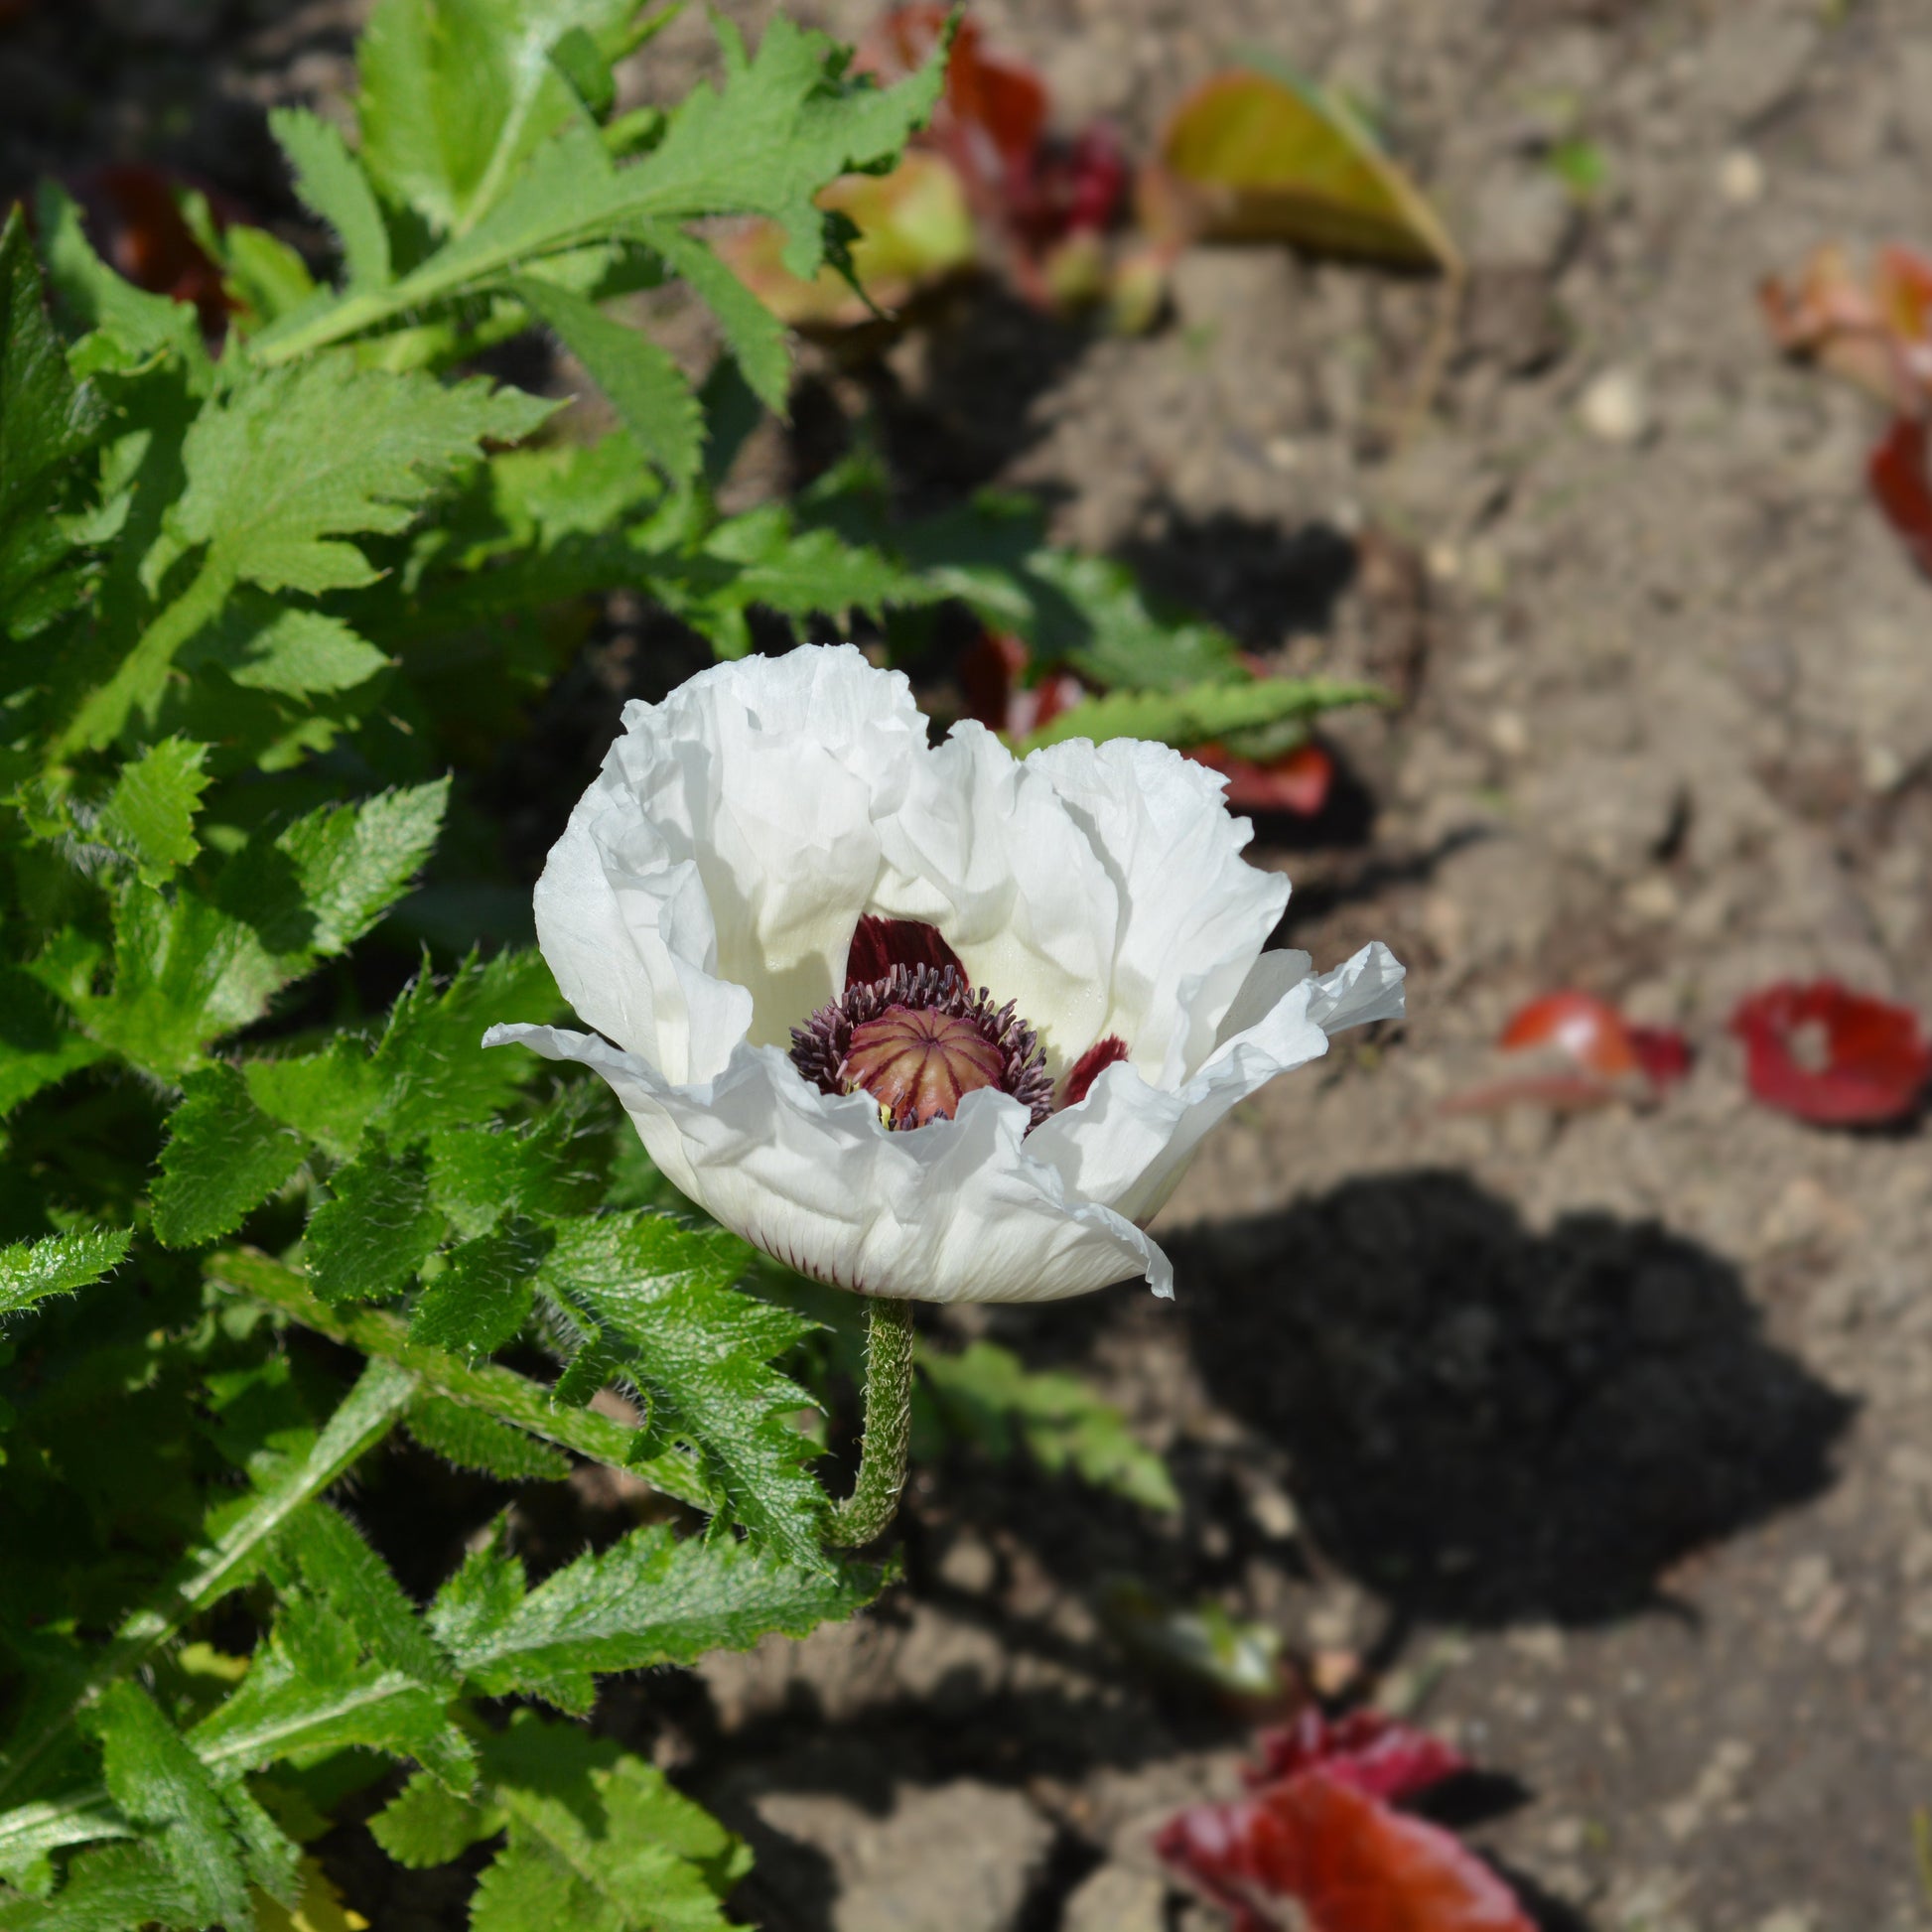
[[1174, 1169, 1855, 1626]]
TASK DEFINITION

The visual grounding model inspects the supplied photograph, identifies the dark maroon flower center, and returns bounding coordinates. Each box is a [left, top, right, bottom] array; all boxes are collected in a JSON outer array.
[[788, 916, 1054, 1131]]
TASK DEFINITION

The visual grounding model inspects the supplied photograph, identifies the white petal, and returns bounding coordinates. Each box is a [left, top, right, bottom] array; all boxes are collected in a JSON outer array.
[[869, 723, 1120, 1069], [532, 645, 923, 1081], [1019, 736, 1289, 1084], [484, 1025, 1171, 1305], [1027, 942, 1406, 1228]]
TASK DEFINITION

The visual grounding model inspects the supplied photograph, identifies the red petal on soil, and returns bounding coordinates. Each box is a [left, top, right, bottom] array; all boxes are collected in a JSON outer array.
[[1498, 991, 1641, 1079], [846, 915, 967, 989], [1189, 742, 1334, 816], [1157, 1773, 1537, 1932], [1729, 980, 1932, 1126], [1246, 1711, 1469, 1805], [1868, 415, 1932, 578], [1627, 1025, 1694, 1090], [1060, 1035, 1129, 1109]]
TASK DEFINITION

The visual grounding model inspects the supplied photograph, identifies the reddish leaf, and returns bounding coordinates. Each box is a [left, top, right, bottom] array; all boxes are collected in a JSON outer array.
[[1760, 243, 1932, 412], [1729, 980, 1932, 1127], [1869, 415, 1932, 578], [958, 630, 1083, 738], [1157, 1772, 1537, 1932], [1247, 1710, 1468, 1805], [1189, 741, 1334, 816], [1499, 991, 1640, 1079], [847, 915, 966, 989]]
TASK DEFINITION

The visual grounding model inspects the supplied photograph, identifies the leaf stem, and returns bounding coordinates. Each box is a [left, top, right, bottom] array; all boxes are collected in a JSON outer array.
[[825, 1297, 914, 1548], [0, 1357, 414, 1812]]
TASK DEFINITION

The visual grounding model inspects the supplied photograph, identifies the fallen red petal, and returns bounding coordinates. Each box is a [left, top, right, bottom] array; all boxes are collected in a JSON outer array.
[[1061, 1035, 1129, 1109], [1498, 990, 1640, 1079], [1729, 980, 1932, 1126], [1246, 1710, 1469, 1805], [1190, 742, 1334, 816], [1867, 415, 1932, 578], [1157, 1771, 1537, 1932], [1627, 1025, 1694, 1089], [846, 915, 968, 990]]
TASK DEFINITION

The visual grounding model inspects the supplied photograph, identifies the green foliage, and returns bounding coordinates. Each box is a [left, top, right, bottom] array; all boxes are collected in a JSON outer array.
[[919, 1340, 1180, 1514], [0, 1228, 130, 1322], [1021, 675, 1390, 754], [0, 3, 1382, 1924]]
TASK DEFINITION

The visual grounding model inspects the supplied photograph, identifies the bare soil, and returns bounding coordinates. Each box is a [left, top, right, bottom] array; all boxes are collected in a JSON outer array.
[[9, 0, 1932, 1927]]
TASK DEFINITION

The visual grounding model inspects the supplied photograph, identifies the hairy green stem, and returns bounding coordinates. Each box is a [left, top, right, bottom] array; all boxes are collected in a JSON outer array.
[[825, 1297, 914, 1548], [0, 1357, 414, 1814]]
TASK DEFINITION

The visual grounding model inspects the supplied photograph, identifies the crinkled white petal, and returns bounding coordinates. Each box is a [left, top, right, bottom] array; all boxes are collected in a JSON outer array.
[[1026, 942, 1407, 1230], [484, 1024, 1167, 1305], [1021, 736, 1290, 1084], [501, 644, 1407, 1305], [533, 645, 923, 1081]]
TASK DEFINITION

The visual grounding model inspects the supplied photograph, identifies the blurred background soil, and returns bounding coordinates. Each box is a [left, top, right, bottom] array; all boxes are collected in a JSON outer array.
[[8, 0, 1932, 1927]]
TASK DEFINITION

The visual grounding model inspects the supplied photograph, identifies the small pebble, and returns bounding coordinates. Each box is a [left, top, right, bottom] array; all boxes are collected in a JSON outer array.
[[1580, 367, 1652, 446], [1721, 149, 1765, 206]]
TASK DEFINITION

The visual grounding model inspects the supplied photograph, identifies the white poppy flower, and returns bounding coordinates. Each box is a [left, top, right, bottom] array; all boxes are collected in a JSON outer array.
[[486, 644, 1403, 1305]]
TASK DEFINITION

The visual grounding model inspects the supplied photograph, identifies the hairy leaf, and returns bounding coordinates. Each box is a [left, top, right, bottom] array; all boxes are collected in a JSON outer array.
[[181, 600, 391, 698], [0, 1226, 131, 1321], [269, 106, 393, 290], [305, 1144, 443, 1304], [90, 1681, 275, 1931], [431, 1517, 887, 1712], [95, 738, 212, 888], [535, 1214, 824, 1560], [152, 1063, 308, 1249], [409, 1216, 550, 1356], [426, 1097, 605, 1240], [367, 1769, 500, 1870], [405, 1395, 571, 1481], [86, 781, 448, 1076], [510, 274, 702, 481], [469, 1714, 749, 1932]]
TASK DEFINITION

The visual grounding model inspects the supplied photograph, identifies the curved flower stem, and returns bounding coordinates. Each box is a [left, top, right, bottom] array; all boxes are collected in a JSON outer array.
[[826, 1297, 915, 1548]]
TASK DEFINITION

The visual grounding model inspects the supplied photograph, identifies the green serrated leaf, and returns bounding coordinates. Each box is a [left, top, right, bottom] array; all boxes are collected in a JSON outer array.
[[431, 1518, 886, 1713], [0, 968, 107, 1117], [469, 1715, 750, 1932], [60, 354, 547, 751], [357, 0, 644, 234], [510, 274, 701, 481], [243, 1042, 383, 1165], [0, 206, 107, 634], [86, 782, 448, 1077], [33, 182, 203, 367], [153, 1063, 308, 1249], [95, 738, 211, 887], [405, 1395, 571, 1481], [89, 1682, 258, 1932], [534, 1214, 824, 1561], [181, 599, 391, 697], [1019, 675, 1389, 754], [0, 1843, 192, 1932], [269, 106, 393, 290], [410, 1216, 550, 1356], [920, 1340, 1180, 1514], [367, 1769, 500, 1870], [632, 221, 789, 415], [426, 1097, 604, 1240], [0, 1225, 130, 1320], [304, 1142, 443, 1304]]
